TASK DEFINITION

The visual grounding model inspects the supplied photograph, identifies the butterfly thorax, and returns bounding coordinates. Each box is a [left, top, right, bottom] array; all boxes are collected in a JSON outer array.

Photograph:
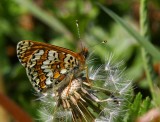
[[55, 48, 88, 91]]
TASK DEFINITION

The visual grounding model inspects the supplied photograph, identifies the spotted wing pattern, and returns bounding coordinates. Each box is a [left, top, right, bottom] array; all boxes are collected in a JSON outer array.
[[17, 40, 86, 92]]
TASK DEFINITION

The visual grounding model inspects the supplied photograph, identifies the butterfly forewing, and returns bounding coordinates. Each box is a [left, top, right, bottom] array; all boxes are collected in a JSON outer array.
[[17, 40, 87, 92]]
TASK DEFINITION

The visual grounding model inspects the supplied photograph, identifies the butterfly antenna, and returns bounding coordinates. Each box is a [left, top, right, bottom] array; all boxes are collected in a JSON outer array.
[[90, 40, 108, 48], [76, 20, 81, 41], [76, 20, 84, 50]]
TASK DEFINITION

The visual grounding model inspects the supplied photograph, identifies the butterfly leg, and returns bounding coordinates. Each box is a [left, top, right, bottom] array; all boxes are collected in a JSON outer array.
[[66, 74, 74, 96]]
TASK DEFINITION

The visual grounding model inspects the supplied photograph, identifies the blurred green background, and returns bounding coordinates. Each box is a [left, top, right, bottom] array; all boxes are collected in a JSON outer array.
[[0, 0, 160, 121]]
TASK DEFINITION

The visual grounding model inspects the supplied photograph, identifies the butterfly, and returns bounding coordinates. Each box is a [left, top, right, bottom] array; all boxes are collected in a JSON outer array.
[[17, 40, 89, 92]]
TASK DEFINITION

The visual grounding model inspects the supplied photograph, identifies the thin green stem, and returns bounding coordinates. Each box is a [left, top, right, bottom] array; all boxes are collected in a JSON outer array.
[[140, 0, 155, 99]]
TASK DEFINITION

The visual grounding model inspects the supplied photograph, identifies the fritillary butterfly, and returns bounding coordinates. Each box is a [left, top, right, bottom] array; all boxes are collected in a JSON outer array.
[[17, 40, 88, 92]]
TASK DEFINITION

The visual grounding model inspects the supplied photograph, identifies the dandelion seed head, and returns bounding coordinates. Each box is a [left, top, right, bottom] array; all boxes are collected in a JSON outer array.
[[89, 65, 104, 80], [55, 110, 72, 119], [87, 53, 132, 122], [35, 53, 132, 122], [38, 107, 54, 122], [119, 80, 132, 95]]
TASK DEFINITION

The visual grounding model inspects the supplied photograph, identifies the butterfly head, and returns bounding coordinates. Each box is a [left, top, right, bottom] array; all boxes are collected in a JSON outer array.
[[82, 47, 89, 59], [79, 47, 88, 60]]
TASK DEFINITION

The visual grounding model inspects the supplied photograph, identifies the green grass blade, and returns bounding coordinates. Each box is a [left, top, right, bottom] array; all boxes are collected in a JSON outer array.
[[14, 0, 73, 40], [97, 3, 160, 60]]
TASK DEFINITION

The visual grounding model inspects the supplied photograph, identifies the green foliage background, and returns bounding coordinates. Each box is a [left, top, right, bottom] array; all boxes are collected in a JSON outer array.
[[0, 0, 160, 121]]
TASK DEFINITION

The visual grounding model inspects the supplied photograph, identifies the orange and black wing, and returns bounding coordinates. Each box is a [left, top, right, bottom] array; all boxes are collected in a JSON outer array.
[[17, 40, 80, 92]]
